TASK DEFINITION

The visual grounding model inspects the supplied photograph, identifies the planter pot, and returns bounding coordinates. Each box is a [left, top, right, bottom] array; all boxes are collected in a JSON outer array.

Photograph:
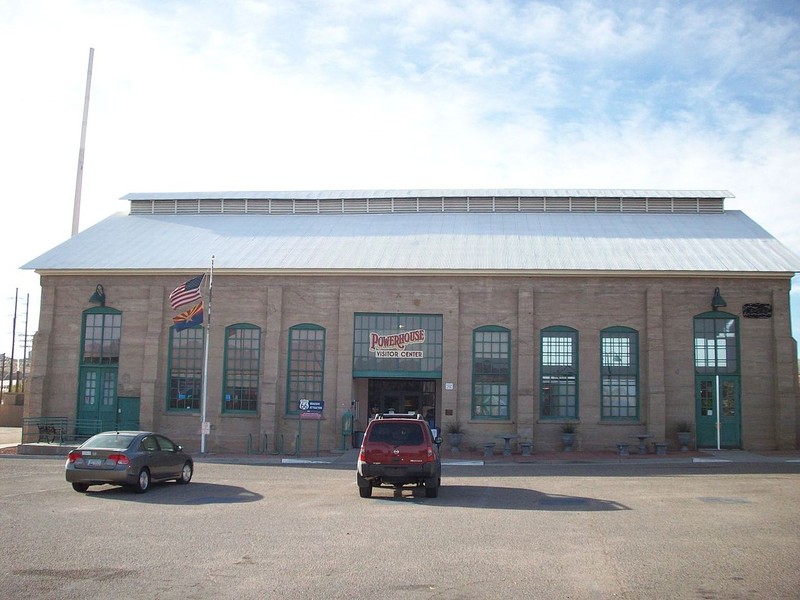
[[447, 432, 464, 452], [561, 433, 576, 452], [677, 431, 692, 452]]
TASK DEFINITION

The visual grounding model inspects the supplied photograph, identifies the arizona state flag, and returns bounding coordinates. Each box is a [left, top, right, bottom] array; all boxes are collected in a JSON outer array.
[[173, 302, 203, 332]]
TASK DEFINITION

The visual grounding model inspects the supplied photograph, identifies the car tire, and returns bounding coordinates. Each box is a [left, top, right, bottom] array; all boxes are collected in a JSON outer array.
[[359, 484, 373, 498], [177, 462, 193, 484], [424, 476, 440, 498], [134, 468, 150, 493], [72, 482, 89, 493]]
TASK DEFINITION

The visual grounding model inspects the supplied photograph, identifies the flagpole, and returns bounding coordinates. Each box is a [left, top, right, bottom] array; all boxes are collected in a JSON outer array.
[[201, 255, 214, 453]]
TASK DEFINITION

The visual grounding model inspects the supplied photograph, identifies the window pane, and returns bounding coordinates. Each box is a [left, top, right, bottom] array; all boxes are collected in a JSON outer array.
[[82, 311, 121, 365], [540, 328, 578, 419], [600, 329, 638, 420], [224, 325, 261, 412], [287, 325, 325, 414], [694, 316, 738, 374], [472, 328, 510, 419], [168, 327, 204, 411]]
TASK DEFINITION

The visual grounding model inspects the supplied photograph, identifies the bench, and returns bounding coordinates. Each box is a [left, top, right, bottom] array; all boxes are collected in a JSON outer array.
[[23, 417, 68, 444], [37, 424, 65, 443], [23, 417, 104, 445]]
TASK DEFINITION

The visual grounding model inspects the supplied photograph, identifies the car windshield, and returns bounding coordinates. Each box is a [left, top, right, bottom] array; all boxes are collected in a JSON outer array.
[[368, 422, 424, 445], [81, 433, 137, 451]]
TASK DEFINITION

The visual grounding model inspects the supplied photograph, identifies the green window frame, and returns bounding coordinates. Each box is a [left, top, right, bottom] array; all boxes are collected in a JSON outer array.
[[540, 326, 578, 419], [471, 326, 511, 419], [693, 311, 739, 374], [600, 327, 639, 420], [223, 323, 261, 413], [286, 323, 325, 415], [81, 307, 122, 365], [167, 325, 204, 411]]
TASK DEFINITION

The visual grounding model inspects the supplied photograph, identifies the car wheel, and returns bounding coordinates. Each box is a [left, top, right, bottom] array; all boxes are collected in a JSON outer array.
[[134, 468, 150, 493], [72, 482, 89, 493], [359, 485, 373, 498], [425, 476, 440, 498], [177, 462, 193, 484]]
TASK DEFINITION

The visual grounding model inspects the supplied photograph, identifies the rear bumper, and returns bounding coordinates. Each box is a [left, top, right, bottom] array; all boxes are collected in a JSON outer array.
[[65, 465, 137, 486], [358, 461, 439, 484]]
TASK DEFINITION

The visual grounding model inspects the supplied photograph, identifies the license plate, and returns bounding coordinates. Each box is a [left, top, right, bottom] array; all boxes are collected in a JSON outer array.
[[87, 458, 103, 467]]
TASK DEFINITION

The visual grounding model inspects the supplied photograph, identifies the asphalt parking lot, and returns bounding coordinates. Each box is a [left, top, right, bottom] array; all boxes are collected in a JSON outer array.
[[1, 453, 798, 600]]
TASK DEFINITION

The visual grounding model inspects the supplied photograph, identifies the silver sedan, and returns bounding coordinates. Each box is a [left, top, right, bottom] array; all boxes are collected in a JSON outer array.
[[65, 431, 193, 493]]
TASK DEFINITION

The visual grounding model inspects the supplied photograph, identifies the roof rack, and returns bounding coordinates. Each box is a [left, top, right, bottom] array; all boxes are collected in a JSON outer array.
[[376, 412, 422, 420]]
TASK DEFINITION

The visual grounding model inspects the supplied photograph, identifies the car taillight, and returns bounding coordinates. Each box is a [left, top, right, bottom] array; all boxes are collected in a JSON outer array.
[[359, 447, 366, 462], [67, 451, 82, 463], [426, 446, 434, 461], [107, 453, 130, 466]]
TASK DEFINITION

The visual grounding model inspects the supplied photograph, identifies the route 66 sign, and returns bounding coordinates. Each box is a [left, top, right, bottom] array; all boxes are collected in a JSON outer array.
[[298, 399, 324, 412]]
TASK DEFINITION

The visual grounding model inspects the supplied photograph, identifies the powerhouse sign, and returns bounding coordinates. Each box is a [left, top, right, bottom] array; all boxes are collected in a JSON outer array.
[[369, 329, 425, 358]]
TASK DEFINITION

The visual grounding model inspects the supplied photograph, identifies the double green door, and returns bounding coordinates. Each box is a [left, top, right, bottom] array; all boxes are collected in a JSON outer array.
[[77, 367, 140, 432], [695, 376, 740, 448]]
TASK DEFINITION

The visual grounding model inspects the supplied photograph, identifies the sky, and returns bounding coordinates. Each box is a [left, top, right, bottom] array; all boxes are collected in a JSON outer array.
[[1, 0, 799, 361]]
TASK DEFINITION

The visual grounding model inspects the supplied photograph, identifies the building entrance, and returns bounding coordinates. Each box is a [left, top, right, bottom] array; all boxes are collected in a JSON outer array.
[[368, 379, 437, 425]]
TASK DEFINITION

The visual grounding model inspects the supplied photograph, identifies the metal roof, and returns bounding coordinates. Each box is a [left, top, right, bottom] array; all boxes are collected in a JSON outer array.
[[22, 209, 800, 274], [121, 189, 734, 201]]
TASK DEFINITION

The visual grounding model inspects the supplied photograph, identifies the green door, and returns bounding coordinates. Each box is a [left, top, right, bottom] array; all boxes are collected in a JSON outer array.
[[77, 367, 118, 434], [696, 376, 740, 448], [117, 397, 141, 430]]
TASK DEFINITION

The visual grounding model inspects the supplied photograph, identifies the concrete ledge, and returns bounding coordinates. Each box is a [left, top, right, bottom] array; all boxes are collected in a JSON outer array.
[[17, 443, 75, 456]]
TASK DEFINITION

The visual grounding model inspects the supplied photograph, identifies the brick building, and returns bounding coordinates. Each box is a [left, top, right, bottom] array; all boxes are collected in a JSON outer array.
[[22, 190, 800, 453]]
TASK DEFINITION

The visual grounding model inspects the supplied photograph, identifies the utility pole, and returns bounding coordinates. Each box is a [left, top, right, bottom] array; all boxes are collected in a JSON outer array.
[[0, 353, 5, 401], [10, 288, 17, 393], [21, 293, 29, 391]]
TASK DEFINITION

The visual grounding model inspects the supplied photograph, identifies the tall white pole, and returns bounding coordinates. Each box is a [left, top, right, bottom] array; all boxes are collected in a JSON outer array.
[[200, 256, 214, 453], [715, 375, 721, 450], [72, 47, 94, 237]]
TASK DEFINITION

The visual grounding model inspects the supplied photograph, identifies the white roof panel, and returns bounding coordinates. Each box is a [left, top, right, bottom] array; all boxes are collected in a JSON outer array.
[[22, 209, 800, 274], [121, 189, 734, 201]]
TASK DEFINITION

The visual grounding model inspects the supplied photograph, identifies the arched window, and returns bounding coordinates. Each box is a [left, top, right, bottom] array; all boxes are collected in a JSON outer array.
[[471, 326, 511, 419], [540, 326, 578, 419], [600, 327, 639, 420], [693, 312, 738, 374], [167, 325, 204, 411], [286, 323, 325, 415], [693, 311, 741, 448], [78, 307, 122, 428], [223, 323, 261, 413], [81, 307, 122, 365]]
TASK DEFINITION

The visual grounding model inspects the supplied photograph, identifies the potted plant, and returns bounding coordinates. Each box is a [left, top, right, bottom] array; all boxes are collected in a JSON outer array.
[[445, 422, 465, 452], [676, 421, 692, 452], [560, 422, 577, 452]]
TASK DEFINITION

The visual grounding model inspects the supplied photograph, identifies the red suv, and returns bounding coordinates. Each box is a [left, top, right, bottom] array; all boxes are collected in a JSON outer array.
[[357, 413, 442, 498]]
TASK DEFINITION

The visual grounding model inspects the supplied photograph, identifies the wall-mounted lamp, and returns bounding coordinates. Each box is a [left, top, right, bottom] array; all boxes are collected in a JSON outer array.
[[710, 287, 726, 311], [88, 284, 106, 307]]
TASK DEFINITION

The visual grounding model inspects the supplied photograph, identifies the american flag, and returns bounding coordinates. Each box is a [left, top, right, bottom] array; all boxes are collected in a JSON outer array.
[[172, 302, 204, 331], [169, 274, 204, 309]]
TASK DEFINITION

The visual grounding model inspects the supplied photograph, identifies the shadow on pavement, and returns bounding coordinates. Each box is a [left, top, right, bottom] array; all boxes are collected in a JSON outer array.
[[76, 481, 264, 505], [367, 484, 630, 511]]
